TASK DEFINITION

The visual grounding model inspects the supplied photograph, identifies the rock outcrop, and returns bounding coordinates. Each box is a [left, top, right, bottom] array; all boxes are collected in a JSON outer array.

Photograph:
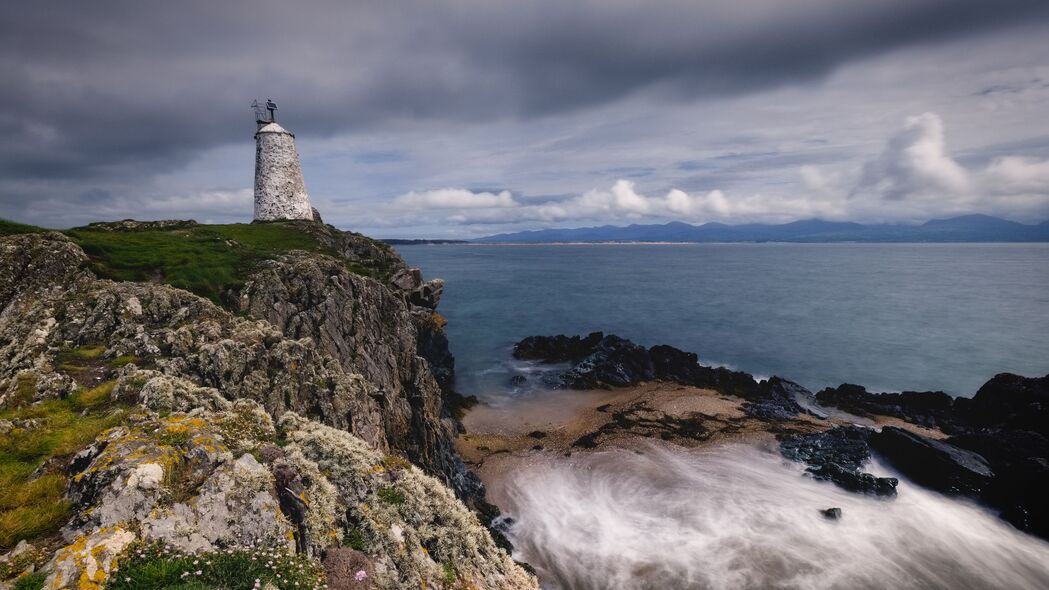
[[512, 333, 811, 419], [0, 228, 536, 589], [232, 250, 477, 499], [814, 370, 1049, 538], [779, 426, 899, 496]]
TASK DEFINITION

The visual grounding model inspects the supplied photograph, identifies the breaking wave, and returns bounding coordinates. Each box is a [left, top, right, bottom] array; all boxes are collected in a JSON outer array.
[[500, 444, 1049, 589]]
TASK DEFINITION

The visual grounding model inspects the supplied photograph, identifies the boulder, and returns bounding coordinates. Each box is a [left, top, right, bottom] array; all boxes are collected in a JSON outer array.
[[870, 426, 993, 496]]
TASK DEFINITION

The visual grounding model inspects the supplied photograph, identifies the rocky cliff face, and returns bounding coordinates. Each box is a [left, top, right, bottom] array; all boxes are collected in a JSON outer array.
[[231, 250, 477, 499], [0, 227, 535, 589]]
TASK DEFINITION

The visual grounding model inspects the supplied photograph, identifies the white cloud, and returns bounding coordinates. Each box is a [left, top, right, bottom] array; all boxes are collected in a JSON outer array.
[[392, 188, 517, 209], [855, 112, 970, 202], [985, 156, 1049, 193], [371, 113, 1049, 233], [383, 179, 843, 226]]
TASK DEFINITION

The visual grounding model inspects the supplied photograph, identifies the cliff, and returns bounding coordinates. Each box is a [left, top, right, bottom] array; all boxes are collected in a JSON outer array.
[[0, 223, 536, 590]]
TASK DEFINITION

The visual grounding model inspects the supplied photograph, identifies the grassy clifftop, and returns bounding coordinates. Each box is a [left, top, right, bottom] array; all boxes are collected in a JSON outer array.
[[1, 218, 403, 304]]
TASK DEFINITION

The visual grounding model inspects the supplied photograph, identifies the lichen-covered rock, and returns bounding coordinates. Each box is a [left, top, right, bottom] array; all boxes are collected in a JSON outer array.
[[0, 230, 534, 589], [142, 453, 292, 553], [122, 369, 231, 413], [279, 414, 538, 590], [45, 526, 136, 590], [0, 232, 388, 450]]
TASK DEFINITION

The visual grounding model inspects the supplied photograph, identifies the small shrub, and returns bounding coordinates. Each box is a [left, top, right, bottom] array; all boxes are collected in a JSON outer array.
[[380, 455, 412, 472], [376, 486, 405, 506], [12, 571, 47, 590], [321, 547, 372, 590], [341, 527, 366, 551]]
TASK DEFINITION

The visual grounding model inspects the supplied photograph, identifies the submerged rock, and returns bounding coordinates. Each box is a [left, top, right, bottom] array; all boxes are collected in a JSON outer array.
[[820, 507, 843, 520]]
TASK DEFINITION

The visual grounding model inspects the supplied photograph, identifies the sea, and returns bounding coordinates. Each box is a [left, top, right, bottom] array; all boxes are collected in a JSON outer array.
[[396, 242, 1049, 589], [397, 242, 1049, 401]]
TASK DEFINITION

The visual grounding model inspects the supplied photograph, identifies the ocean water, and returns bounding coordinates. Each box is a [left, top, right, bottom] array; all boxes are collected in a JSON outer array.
[[397, 243, 1049, 400]]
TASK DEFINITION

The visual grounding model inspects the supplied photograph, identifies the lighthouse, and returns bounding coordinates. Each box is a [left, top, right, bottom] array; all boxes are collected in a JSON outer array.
[[252, 99, 318, 221]]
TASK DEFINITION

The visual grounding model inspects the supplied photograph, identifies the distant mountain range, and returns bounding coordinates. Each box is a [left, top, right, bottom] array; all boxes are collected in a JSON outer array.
[[477, 215, 1049, 243]]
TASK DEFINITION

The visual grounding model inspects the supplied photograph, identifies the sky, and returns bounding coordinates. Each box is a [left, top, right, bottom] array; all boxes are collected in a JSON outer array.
[[3, 1, 1049, 238]]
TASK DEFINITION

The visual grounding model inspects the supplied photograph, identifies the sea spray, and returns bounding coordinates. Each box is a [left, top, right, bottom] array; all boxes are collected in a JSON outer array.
[[498, 443, 1049, 589]]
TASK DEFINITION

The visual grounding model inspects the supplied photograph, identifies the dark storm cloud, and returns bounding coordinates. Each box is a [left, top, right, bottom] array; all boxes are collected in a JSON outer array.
[[2, 0, 1047, 191]]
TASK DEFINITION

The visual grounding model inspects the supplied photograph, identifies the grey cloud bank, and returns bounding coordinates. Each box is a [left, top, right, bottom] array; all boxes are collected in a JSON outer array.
[[2, 1, 1049, 236]]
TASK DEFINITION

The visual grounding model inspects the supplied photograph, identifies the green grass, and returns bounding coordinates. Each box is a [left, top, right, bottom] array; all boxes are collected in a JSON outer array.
[[0, 382, 126, 550], [105, 542, 326, 590], [65, 223, 329, 304], [0, 219, 46, 237]]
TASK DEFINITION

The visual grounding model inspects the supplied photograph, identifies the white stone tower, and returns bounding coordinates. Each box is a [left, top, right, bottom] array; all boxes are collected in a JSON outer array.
[[252, 99, 316, 221]]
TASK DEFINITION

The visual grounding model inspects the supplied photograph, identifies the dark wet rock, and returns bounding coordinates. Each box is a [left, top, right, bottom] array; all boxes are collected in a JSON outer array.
[[647, 345, 705, 383], [950, 429, 1049, 539], [647, 344, 761, 397], [560, 335, 654, 389], [870, 426, 993, 496], [815, 384, 957, 429], [510, 375, 527, 386], [527, 430, 547, 439], [780, 426, 898, 496], [513, 332, 605, 363], [741, 377, 810, 421], [962, 373, 1049, 435], [490, 515, 516, 538], [820, 507, 842, 520], [514, 334, 761, 395]]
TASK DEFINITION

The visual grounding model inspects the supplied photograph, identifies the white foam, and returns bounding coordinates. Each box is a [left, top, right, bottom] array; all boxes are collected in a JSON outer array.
[[499, 444, 1049, 589]]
